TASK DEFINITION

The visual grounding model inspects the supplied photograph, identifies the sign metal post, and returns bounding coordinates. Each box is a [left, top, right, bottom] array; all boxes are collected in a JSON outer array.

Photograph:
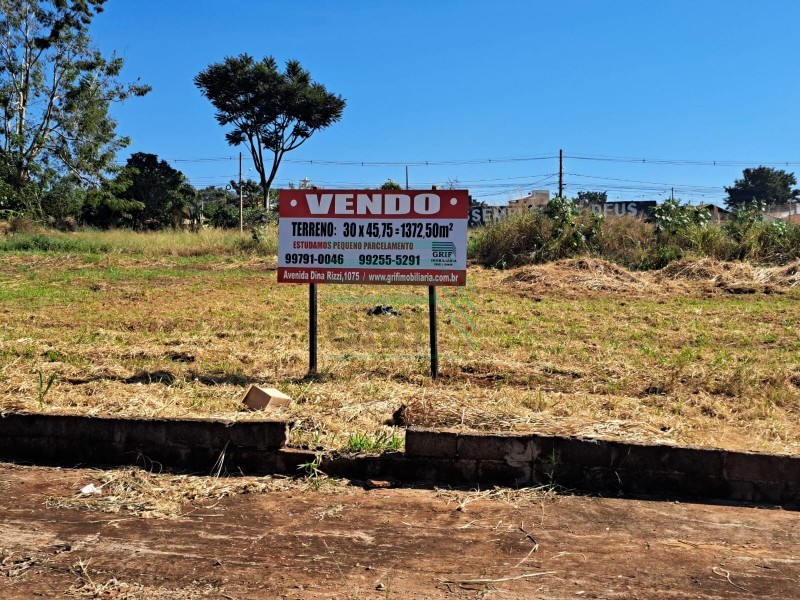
[[278, 189, 468, 379], [428, 285, 438, 379], [309, 283, 318, 376]]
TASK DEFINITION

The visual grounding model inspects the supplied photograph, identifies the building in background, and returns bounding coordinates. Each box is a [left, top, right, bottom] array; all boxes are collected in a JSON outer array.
[[508, 190, 550, 213]]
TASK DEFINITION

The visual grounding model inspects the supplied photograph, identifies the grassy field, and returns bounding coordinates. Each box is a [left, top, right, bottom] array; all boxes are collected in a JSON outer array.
[[1, 228, 799, 455]]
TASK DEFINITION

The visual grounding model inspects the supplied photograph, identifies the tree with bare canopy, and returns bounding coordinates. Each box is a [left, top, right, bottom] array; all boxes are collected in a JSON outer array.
[[195, 55, 345, 209]]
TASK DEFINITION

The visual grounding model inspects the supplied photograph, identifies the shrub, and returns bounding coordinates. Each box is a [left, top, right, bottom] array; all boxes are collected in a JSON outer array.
[[652, 198, 709, 237], [469, 199, 604, 268], [469, 211, 548, 268], [0, 233, 110, 253], [205, 203, 240, 229], [678, 223, 737, 261], [598, 216, 657, 269], [545, 196, 604, 257], [243, 207, 277, 228]]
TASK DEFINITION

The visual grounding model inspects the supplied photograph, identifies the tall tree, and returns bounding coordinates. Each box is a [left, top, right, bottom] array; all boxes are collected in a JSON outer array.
[[80, 167, 143, 228], [118, 152, 189, 229], [0, 0, 150, 200], [575, 191, 607, 206], [229, 178, 263, 210], [724, 167, 799, 211], [195, 55, 345, 208]]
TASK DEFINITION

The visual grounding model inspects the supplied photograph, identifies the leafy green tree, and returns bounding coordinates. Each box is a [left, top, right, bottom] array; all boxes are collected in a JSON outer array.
[[724, 167, 799, 211], [204, 201, 239, 229], [0, 161, 38, 216], [195, 55, 345, 208], [469, 195, 487, 208], [229, 179, 264, 210], [380, 179, 402, 190], [574, 190, 607, 206], [167, 183, 201, 230], [81, 168, 143, 228], [198, 185, 235, 208], [118, 152, 189, 229], [0, 0, 149, 197], [41, 178, 86, 220]]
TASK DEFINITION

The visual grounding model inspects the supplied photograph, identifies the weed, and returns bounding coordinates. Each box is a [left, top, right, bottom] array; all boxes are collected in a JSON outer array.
[[346, 430, 403, 453], [298, 454, 329, 490], [37, 369, 56, 408]]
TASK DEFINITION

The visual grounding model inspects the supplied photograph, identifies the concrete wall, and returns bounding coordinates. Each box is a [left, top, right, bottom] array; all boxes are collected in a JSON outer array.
[[1, 413, 797, 506], [404, 428, 800, 505], [0, 412, 288, 474]]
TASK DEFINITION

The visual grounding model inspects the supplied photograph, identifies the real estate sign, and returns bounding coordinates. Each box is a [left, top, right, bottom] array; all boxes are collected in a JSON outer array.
[[278, 189, 468, 286]]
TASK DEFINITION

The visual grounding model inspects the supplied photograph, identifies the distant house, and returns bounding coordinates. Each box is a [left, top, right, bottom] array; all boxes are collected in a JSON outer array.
[[697, 204, 733, 223], [766, 203, 800, 220], [508, 190, 550, 213]]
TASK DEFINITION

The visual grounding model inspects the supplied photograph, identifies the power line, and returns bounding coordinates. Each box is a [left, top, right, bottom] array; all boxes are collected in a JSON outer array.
[[282, 155, 558, 167], [566, 153, 800, 167], [115, 151, 800, 168], [564, 173, 724, 193]]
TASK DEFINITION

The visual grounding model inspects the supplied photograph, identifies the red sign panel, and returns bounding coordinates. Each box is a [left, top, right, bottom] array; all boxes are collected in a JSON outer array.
[[278, 189, 468, 286]]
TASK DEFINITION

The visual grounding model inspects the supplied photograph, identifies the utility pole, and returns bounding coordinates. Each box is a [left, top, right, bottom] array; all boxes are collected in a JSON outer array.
[[238, 152, 243, 233], [558, 149, 564, 198], [405, 165, 409, 190], [671, 187, 675, 201]]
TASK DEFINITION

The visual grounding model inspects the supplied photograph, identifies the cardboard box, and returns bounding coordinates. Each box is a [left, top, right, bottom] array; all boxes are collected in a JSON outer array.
[[242, 385, 292, 411]]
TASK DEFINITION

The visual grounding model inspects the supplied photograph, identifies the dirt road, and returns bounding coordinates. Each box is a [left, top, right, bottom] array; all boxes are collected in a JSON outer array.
[[0, 463, 797, 599]]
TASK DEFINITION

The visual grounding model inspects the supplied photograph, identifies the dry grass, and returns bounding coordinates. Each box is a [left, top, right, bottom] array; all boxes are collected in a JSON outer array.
[[68, 558, 220, 598], [434, 485, 559, 512], [46, 467, 296, 519], [1, 232, 799, 456]]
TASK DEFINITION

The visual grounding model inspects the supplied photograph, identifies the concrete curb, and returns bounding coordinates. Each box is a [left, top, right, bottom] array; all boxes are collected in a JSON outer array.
[[1, 413, 797, 506], [0, 412, 289, 474], [401, 428, 800, 505]]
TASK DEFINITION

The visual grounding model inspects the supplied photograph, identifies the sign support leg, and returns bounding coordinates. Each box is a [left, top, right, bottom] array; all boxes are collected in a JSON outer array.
[[309, 283, 318, 376], [428, 285, 438, 380]]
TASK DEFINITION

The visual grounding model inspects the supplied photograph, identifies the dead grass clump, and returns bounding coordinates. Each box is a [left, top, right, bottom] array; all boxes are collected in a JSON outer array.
[[765, 259, 800, 287], [656, 258, 759, 283], [504, 257, 647, 296], [434, 485, 559, 511], [654, 257, 773, 293], [563, 257, 637, 278], [397, 397, 529, 430], [69, 560, 144, 599], [47, 468, 290, 519]]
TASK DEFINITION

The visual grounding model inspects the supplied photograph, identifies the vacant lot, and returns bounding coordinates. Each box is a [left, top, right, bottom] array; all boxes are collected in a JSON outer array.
[[1, 230, 799, 455]]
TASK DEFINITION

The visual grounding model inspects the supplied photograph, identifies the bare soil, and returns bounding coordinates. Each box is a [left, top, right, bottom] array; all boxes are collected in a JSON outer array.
[[0, 463, 797, 599]]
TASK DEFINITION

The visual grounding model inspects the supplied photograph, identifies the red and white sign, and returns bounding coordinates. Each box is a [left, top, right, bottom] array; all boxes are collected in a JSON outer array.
[[278, 189, 468, 286]]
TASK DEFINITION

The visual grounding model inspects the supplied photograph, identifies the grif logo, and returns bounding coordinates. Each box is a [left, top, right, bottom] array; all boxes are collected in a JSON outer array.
[[432, 242, 456, 258]]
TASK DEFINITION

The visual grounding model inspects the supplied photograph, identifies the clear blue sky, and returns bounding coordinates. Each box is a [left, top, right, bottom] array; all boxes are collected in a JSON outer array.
[[92, 0, 800, 206]]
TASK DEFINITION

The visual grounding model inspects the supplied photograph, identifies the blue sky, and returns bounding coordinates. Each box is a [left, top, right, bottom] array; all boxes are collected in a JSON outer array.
[[92, 1, 800, 206]]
